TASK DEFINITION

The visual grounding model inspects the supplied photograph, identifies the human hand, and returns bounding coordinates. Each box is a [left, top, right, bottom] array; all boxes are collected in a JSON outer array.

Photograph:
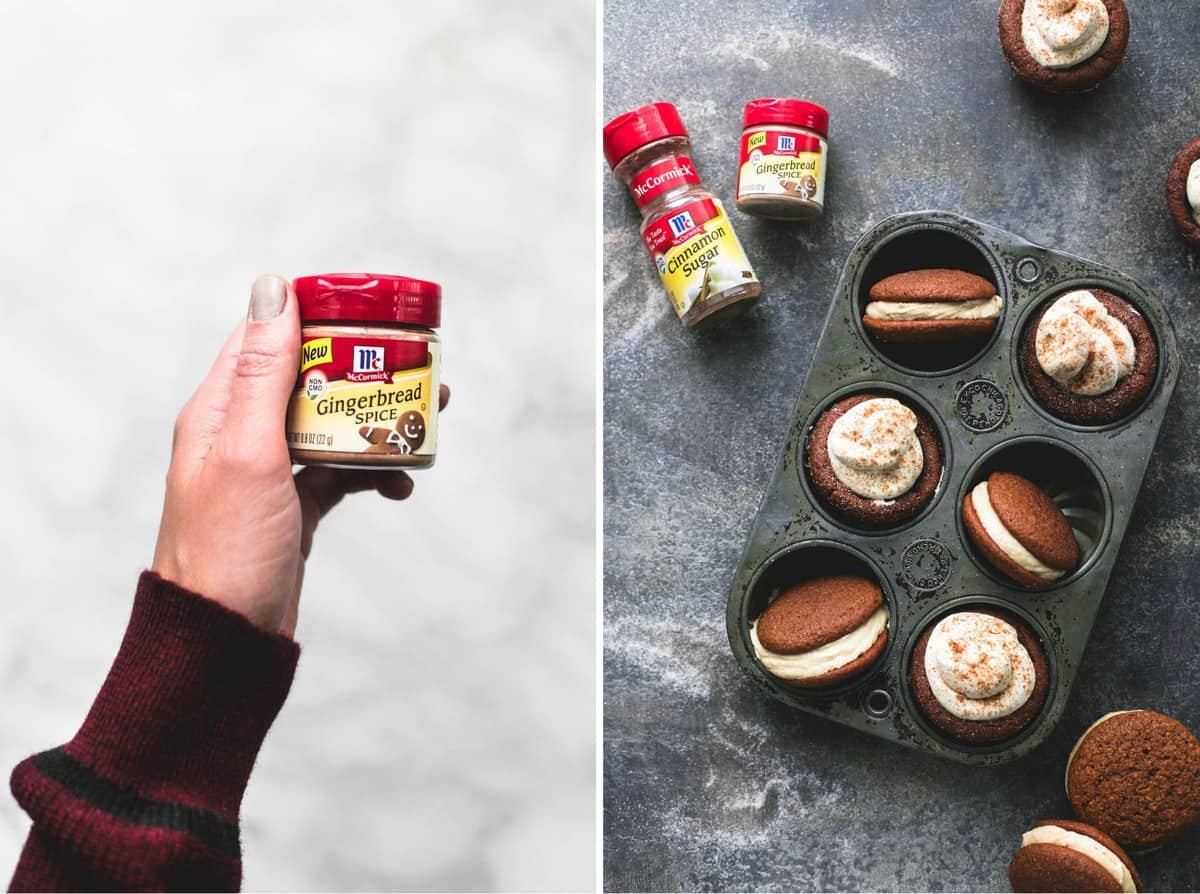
[[152, 274, 449, 637]]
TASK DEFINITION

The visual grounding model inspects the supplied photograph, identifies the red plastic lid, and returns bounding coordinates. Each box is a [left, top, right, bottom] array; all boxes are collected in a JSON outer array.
[[603, 102, 689, 169], [743, 98, 829, 137], [294, 273, 441, 327]]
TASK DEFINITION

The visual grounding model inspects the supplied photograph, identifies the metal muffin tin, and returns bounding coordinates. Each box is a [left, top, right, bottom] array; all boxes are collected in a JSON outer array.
[[726, 210, 1179, 765]]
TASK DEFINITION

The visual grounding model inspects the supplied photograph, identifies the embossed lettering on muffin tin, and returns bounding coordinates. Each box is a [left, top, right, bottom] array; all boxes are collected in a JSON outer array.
[[726, 211, 1179, 765]]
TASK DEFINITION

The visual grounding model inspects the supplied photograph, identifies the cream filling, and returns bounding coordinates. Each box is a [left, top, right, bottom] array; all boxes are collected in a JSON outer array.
[[1035, 290, 1135, 396], [750, 606, 888, 681], [1187, 160, 1200, 226], [864, 295, 1002, 322], [1065, 710, 1142, 794], [826, 398, 924, 501], [924, 612, 1036, 720], [1021, 826, 1136, 893], [970, 481, 1065, 581], [1021, 0, 1110, 70]]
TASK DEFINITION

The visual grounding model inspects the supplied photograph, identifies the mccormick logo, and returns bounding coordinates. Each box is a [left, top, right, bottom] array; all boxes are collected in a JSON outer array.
[[633, 162, 696, 200], [778, 135, 796, 152], [347, 344, 389, 383], [667, 210, 695, 237], [353, 346, 385, 373]]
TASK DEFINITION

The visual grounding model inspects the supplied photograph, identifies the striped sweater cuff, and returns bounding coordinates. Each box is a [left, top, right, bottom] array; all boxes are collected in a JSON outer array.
[[9, 571, 299, 891]]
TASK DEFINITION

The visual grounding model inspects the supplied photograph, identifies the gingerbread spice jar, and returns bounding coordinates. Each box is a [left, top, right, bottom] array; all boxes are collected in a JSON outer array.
[[286, 273, 441, 469], [736, 98, 830, 221]]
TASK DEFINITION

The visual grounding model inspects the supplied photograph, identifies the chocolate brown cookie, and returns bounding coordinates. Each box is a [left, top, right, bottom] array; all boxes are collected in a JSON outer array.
[[806, 393, 942, 528], [963, 471, 1079, 590], [751, 575, 889, 689], [862, 268, 1001, 346], [1166, 136, 1200, 248], [1021, 289, 1157, 426], [1067, 710, 1200, 850], [756, 576, 881, 653], [869, 269, 996, 302], [909, 608, 1050, 745], [998, 0, 1130, 94], [1009, 819, 1141, 893]]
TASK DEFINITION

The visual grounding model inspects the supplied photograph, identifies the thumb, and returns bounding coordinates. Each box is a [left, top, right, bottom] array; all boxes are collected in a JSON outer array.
[[220, 273, 301, 451]]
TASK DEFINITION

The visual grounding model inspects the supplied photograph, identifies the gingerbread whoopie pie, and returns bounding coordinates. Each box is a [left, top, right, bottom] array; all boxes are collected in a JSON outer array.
[[1066, 710, 1200, 851], [998, 0, 1129, 94], [749, 575, 889, 689], [1009, 819, 1141, 893], [963, 471, 1079, 590], [862, 268, 1001, 345], [1166, 136, 1200, 249], [910, 609, 1050, 745], [806, 394, 942, 528], [1021, 289, 1157, 426]]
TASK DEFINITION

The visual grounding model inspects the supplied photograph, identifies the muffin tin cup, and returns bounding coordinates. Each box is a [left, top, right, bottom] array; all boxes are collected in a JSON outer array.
[[898, 595, 1059, 757], [737, 540, 899, 706], [726, 211, 1179, 765]]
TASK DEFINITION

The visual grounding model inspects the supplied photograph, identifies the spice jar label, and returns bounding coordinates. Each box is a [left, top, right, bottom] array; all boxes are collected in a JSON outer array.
[[630, 156, 702, 206], [285, 337, 440, 458], [641, 197, 759, 318], [737, 129, 826, 203]]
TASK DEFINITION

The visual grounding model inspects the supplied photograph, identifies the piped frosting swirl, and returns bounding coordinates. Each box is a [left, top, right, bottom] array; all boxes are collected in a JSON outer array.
[[1035, 290, 1134, 396], [826, 398, 923, 501], [924, 612, 1036, 720], [1021, 0, 1110, 70]]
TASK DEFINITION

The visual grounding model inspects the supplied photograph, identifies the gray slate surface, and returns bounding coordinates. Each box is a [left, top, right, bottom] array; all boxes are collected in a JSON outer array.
[[603, 1, 1200, 890]]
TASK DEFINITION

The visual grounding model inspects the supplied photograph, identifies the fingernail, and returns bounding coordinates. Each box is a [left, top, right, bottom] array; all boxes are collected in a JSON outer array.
[[249, 274, 287, 320]]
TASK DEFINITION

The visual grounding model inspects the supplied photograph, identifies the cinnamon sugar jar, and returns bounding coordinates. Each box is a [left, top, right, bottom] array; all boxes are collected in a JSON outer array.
[[286, 273, 440, 469], [604, 102, 761, 327]]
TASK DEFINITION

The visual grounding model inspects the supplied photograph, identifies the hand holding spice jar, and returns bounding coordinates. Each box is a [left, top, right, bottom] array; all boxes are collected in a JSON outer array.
[[604, 102, 762, 327], [153, 274, 450, 636]]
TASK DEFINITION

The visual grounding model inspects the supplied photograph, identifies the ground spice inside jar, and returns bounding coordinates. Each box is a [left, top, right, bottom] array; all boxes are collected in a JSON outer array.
[[286, 273, 441, 469], [736, 98, 829, 221], [604, 102, 761, 327]]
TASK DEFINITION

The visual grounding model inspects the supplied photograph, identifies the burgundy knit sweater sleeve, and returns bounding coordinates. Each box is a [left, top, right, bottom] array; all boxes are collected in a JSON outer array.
[[8, 572, 300, 892]]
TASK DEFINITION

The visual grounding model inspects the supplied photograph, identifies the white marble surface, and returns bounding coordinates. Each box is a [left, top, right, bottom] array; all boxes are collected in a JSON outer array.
[[0, 2, 595, 890]]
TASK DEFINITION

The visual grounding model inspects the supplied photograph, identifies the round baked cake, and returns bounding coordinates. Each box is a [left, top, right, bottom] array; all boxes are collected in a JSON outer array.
[[1009, 819, 1141, 893], [1166, 136, 1200, 249], [806, 393, 942, 528], [998, 0, 1129, 94], [909, 608, 1050, 744], [1066, 710, 1200, 850], [1021, 289, 1156, 426], [749, 574, 889, 689]]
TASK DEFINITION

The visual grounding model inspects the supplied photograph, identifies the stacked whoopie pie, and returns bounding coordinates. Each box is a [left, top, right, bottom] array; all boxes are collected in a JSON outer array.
[[1009, 820, 1140, 893], [963, 471, 1079, 591], [1008, 710, 1200, 892], [749, 575, 889, 689], [862, 268, 1002, 346]]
